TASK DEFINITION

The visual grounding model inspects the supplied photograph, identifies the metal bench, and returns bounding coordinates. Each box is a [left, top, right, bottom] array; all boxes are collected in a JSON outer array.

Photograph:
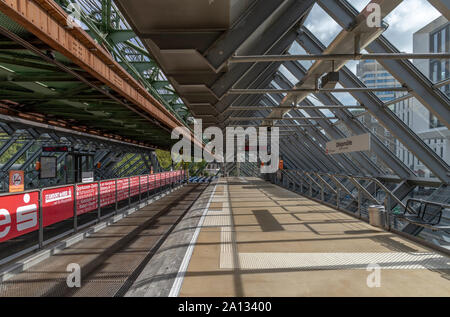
[[397, 199, 450, 232]]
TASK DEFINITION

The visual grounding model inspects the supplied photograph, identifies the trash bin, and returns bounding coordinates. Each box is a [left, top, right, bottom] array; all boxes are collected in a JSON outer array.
[[368, 205, 386, 228]]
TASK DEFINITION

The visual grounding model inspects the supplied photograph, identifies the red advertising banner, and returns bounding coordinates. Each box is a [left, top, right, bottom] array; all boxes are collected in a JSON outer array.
[[117, 178, 130, 201], [42, 186, 74, 227], [155, 173, 161, 188], [163, 172, 168, 186], [76, 183, 98, 215], [140, 175, 148, 194], [0, 192, 40, 243], [130, 176, 140, 197], [149, 174, 156, 190], [100, 181, 116, 208]]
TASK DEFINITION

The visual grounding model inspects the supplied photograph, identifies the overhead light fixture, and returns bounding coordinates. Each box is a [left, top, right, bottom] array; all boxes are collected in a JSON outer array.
[[321, 72, 340, 88]]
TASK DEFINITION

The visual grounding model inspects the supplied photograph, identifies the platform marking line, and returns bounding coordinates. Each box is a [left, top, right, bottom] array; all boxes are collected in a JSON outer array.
[[168, 183, 218, 297]]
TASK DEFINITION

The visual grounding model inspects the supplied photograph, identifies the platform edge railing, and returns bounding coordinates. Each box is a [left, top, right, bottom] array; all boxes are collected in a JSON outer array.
[[0, 169, 188, 266]]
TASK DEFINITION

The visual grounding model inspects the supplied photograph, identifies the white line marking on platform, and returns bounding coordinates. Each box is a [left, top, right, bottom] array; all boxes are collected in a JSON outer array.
[[168, 183, 217, 297]]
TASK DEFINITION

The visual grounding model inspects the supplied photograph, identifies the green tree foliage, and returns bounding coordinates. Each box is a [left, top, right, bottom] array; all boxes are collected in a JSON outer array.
[[155, 149, 172, 170], [115, 154, 141, 175], [188, 160, 208, 176], [154, 150, 210, 176]]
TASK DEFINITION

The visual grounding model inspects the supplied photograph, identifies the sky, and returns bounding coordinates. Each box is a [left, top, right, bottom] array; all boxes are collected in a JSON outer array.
[[304, 0, 443, 53]]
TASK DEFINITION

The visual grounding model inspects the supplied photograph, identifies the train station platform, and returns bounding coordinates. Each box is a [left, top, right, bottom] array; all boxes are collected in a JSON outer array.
[[0, 178, 449, 297], [166, 178, 450, 297]]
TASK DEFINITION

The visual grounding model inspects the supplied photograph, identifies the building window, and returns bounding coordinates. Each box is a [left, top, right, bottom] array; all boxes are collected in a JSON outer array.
[[430, 113, 444, 129]]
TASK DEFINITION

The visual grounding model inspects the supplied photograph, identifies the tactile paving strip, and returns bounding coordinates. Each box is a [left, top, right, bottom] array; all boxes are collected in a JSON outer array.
[[220, 252, 450, 270]]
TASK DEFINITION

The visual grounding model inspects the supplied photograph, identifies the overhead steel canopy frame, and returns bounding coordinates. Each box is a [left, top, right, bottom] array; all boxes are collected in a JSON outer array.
[[114, 0, 316, 127], [53, 0, 192, 125], [281, 56, 413, 179], [260, 0, 402, 126], [272, 73, 372, 175], [319, 0, 450, 130], [2, 0, 446, 191], [296, 25, 450, 184]]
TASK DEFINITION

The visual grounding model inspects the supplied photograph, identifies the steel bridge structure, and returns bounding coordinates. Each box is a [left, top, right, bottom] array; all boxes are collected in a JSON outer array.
[[0, 0, 449, 297]]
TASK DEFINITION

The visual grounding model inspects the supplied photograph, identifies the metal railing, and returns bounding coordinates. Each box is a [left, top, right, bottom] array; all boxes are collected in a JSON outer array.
[[0, 170, 187, 265], [275, 169, 435, 226], [269, 169, 450, 254]]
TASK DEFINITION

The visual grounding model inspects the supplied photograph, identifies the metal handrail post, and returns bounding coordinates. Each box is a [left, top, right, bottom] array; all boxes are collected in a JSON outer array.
[[357, 187, 362, 218], [148, 175, 151, 198], [321, 182, 324, 202], [73, 184, 78, 232], [139, 176, 142, 204], [38, 189, 43, 249], [336, 188, 340, 209], [385, 195, 392, 230], [128, 177, 131, 206], [97, 181, 101, 221], [115, 179, 118, 213]]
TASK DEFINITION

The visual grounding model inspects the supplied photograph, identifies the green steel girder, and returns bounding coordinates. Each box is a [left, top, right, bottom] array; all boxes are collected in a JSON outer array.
[[119, 61, 158, 73], [108, 30, 136, 44], [53, 0, 192, 125], [0, 48, 174, 149]]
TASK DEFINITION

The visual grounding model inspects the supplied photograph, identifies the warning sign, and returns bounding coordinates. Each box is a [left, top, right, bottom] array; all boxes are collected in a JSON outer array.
[[9, 170, 24, 193]]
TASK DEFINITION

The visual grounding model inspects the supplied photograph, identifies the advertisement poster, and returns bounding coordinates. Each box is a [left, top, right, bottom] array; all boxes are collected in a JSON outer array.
[[100, 181, 116, 208], [140, 175, 148, 194], [76, 183, 98, 215], [149, 174, 156, 191], [117, 178, 130, 201], [9, 170, 24, 193], [42, 186, 74, 227], [130, 176, 140, 197], [0, 192, 40, 242], [155, 173, 161, 188]]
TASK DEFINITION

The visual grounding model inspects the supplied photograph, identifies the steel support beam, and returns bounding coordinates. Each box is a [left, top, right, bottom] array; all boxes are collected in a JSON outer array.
[[204, 0, 286, 70], [230, 53, 450, 63], [428, 0, 450, 19], [319, 0, 450, 130], [296, 28, 449, 183], [211, 0, 314, 98], [273, 73, 371, 175], [283, 58, 398, 176], [228, 87, 408, 94]]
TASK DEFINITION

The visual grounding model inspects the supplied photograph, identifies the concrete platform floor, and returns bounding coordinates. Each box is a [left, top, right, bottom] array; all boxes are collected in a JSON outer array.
[[178, 177, 450, 297]]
